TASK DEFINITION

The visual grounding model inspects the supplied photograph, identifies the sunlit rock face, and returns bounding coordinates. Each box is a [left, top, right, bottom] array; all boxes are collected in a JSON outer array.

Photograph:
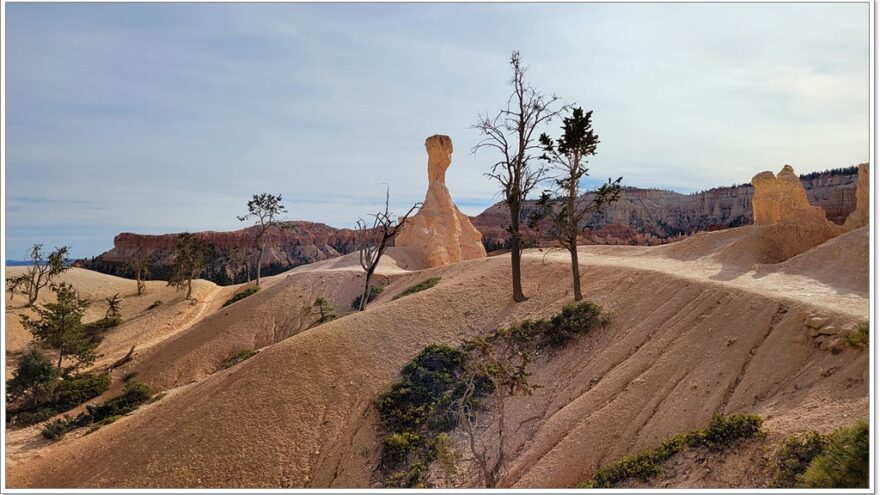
[[395, 135, 487, 267], [843, 163, 870, 231]]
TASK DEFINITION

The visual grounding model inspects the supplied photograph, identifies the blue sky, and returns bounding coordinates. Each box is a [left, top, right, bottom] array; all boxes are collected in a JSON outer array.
[[4, 2, 869, 258]]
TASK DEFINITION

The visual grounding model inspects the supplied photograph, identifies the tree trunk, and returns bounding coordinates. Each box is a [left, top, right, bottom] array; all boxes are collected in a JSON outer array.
[[568, 169, 582, 302], [256, 246, 265, 287], [186, 278, 193, 300], [509, 201, 527, 302], [570, 247, 582, 301]]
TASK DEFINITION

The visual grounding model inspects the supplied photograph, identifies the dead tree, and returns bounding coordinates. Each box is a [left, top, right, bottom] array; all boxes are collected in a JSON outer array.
[[473, 51, 564, 302], [355, 188, 420, 311], [535, 106, 622, 301], [455, 327, 537, 487]]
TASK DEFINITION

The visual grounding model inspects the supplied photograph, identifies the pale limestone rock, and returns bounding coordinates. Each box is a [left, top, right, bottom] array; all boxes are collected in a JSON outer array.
[[807, 316, 830, 329], [751, 165, 831, 226], [844, 163, 870, 230], [395, 135, 487, 267]]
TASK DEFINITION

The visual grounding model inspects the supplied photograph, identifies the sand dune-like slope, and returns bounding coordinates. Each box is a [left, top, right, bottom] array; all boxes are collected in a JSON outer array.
[[4, 268, 227, 377], [6, 226, 869, 488]]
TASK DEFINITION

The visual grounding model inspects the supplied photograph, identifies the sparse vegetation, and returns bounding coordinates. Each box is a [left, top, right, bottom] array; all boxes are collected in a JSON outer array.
[[168, 232, 208, 300], [311, 297, 336, 324], [127, 256, 151, 296], [844, 321, 868, 350], [578, 414, 764, 488], [797, 422, 868, 488], [534, 106, 622, 301], [8, 372, 111, 427], [351, 285, 384, 310], [393, 277, 441, 300], [222, 285, 261, 307], [773, 431, 828, 487], [79, 380, 154, 425], [41, 416, 71, 440], [220, 349, 257, 370], [20, 283, 101, 373], [238, 193, 287, 287], [354, 186, 420, 311], [21, 244, 72, 306], [472, 51, 563, 302], [375, 344, 476, 487], [376, 301, 611, 487]]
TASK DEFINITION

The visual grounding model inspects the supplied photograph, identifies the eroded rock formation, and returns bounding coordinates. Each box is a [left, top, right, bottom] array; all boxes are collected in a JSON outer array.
[[844, 163, 870, 230], [751, 165, 833, 226], [394, 135, 486, 267]]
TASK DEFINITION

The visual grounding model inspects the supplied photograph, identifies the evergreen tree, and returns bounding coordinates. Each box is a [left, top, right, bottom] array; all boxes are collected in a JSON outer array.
[[20, 283, 99, 373], [168, 233, 208, 300]]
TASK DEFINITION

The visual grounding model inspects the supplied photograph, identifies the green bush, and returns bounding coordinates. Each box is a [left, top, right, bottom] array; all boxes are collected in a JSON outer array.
[[545, 301, 611, 347], [351, 286, 384, 310], [83, 316, 122, 334], [12, 408, 57, 427], [48, 374, 112, 412], [146, 300, 163, 310], [8, 373, 111, 427], [773, 431, 828, 487], [393, 277, 441, 300], [374, 344, 478, 487], [6, 347, 56, 404], [579, 414, 763, 488], [798, 422, 868, 488], [79, 380, 154, 425], [41, 416, 71, 440], [222, 286, 261, 307], [686, 413, 764, 451], [845, 321, 869, 351], [220, 349, 257, 370]]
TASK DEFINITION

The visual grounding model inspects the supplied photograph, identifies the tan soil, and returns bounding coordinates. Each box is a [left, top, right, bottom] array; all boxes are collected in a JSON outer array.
[[4, 226, 869, 488]]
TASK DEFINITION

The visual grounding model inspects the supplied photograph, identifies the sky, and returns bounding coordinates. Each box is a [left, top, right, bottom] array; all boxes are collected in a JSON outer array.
[[4, 2, 870, 258]]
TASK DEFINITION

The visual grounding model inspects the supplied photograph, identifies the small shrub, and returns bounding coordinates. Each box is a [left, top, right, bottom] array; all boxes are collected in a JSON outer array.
[[545, 300, 611, 347], [845, 321, 868, 351], [122, 372, 138, 383], [47, 374, 112, 412], [393, 277, 441, 300], [798, 422, 869, 488], [222, 286, 261, 307], [146, 300, 163, 310], [41, 416, 71, 440], [311, 297, 336, 325], [220, 349, 257, 370], [8, 373, 111, 427], [686, 413, 764, 451], [579, 414, 763, 488], [773, 431, 828, 487], [80, 380, 154, 425], [352, 286, 384, 310]]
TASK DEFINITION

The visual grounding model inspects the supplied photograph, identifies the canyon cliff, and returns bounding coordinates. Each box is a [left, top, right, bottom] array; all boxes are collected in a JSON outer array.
[[77, 165, 863, 284]]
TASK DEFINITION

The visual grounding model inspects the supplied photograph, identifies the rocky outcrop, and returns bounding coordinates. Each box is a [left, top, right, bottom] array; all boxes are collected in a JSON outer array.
[[395, 135, 486, 267], [78, 221, 360, 285], [472, 165, 861, 251], [844, 163, 870, 230], [751, 165, 833, 226], [77, 165, 862, 283]]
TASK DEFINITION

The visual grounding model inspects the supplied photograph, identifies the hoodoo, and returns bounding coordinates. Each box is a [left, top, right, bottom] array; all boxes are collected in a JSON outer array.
[[395, 135, 486, 267], [844, 163, 870, 230]]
